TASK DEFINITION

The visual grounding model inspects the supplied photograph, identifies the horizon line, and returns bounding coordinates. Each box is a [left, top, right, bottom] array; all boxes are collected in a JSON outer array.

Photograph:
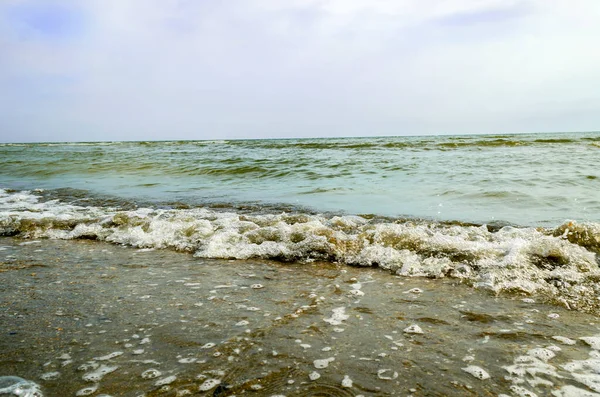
[[1, 129, 599, 145]]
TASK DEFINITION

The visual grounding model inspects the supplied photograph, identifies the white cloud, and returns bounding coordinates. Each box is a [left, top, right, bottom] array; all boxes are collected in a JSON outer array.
[[0, 0, 599, 141]]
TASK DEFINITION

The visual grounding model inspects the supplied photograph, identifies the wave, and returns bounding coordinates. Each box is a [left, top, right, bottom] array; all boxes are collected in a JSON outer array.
[[436, 137, 581, 149], [533, 138, 577, 144], [227, 136, 584, 151], [1, 189, 600, 313], [2, 133, 596, 151], [437, 139, 524, 149]]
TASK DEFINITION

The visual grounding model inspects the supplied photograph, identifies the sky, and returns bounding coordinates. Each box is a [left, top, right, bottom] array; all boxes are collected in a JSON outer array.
[[1, 0, 599, 142]]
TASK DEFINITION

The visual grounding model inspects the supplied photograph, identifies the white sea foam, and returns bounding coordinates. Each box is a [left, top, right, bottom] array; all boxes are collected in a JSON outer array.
[[502, 338, 600, 396], [461, 365, 490, 380], [403, 324, 424, 334], [553, 336, 577, 345], [0, 376, 43, 397], [39, 372, 60, 381], [75, 384, 98, 396], [377, 369, 398, 380], [581, 337, 600, 350], [141, 369, 161, 379], [2, 189, 599, 312], [324, 307, 349, 326], [551, 385, 600, 397], [341, 375, 353, 387], [314, 357, 335, 369], [155, 375, 177, 386], [528, 348, 556, 362], [510, 385, 538, 397], [199, 379, 221, 391]]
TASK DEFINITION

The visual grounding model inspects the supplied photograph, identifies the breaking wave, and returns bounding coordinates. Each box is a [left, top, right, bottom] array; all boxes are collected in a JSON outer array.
[[2, 189, 600, 313]]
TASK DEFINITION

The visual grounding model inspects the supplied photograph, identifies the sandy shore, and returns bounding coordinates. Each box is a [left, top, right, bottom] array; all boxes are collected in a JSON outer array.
[[2, 237, 600, 396]]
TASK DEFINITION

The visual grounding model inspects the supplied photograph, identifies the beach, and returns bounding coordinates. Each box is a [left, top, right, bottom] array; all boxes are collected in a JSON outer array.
[[1, 133, 600, 396], [3, 237, 600, 396]]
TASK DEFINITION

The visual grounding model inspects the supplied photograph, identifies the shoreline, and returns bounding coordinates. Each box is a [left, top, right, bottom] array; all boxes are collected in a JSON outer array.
[[2, 237, 600, 396]]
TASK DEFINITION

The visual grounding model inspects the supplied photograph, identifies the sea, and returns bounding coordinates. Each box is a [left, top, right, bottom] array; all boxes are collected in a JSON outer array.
[[1, 131, 600, 396]]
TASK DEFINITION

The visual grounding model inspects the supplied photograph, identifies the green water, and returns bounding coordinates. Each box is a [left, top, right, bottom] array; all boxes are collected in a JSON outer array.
[[1, 132, 599, 226]]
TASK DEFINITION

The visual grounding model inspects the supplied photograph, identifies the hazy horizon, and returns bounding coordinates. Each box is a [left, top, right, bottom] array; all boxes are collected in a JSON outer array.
[[1, 1, 600, 143], [2, 129, 599, 145]]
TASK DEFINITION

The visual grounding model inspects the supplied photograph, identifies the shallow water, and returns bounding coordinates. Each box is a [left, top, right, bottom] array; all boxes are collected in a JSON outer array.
[[2, 189, 599, 317], [3, 238, 600, 396]]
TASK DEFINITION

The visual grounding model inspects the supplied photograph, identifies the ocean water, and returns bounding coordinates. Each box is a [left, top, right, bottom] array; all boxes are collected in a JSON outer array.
[[2, 131, 600, 396], [1, 132, 599, 226]]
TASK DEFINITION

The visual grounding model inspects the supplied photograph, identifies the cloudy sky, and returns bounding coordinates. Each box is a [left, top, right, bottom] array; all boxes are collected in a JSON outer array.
[[1, 0, 599, 142]]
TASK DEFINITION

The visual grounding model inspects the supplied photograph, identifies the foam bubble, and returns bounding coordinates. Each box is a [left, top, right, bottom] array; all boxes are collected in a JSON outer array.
[[570, 373, 600, 393], [0, 376, 44, 397], [581, 337, 600, 350], [198, 379, 221, 392], [78, 363, 99, 372], [510, 385, 538, 397], [551, 385, 600, 397], [141, 369, 161, 379], [553, 336, 577, 345], [461, 366, 490, 380], [39, 372, 60, 381], [349, 289, 365, 296], [546, 345, 562, 352], [522, 298, 536, 303], [314, 357, 335, 369], [324, 307, 349, 326], [528, 348, 556, 362], [82, 365, 119, 382], [403, 324, 424, 334], [341, 375, 353, 387], [377, 369, 399, 380], [155, 375, 177, 386], [75, 385, 98, 396]]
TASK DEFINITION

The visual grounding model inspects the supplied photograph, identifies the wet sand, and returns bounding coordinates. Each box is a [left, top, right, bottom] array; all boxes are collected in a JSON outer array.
[[2, 237, 600, 396]]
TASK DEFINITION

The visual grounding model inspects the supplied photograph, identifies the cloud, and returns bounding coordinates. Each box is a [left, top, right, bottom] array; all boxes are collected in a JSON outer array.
[[6, 1, 85, 39], [0, 0, 599, 142]]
